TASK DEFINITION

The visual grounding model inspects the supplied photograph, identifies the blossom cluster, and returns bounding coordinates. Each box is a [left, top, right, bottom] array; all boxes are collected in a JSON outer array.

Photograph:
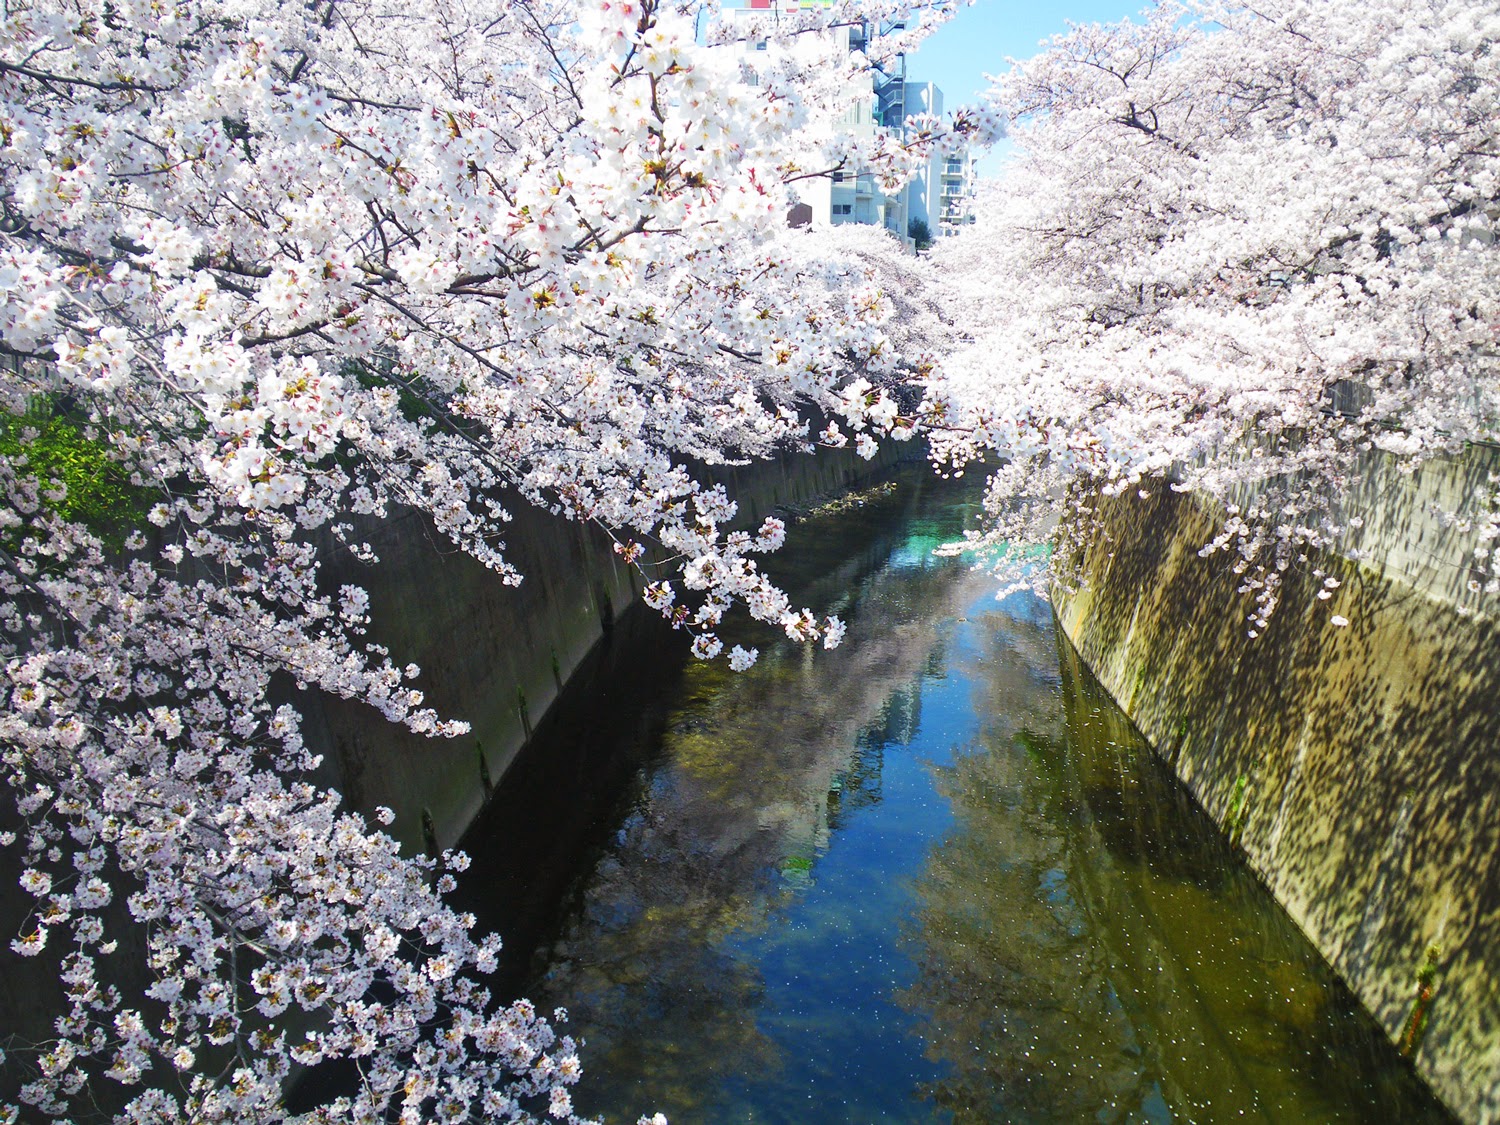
[[0, 0, 959, 1119], [925, 0, 1500, 626]]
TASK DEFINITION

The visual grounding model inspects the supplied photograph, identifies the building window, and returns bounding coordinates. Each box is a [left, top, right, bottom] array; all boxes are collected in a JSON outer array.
[[832, 170, 846, 183], [832, 204, 853, 216]]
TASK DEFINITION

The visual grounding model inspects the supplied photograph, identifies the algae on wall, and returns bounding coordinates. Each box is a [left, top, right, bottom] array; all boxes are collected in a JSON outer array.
[[1051, 444, 1500, 1124]]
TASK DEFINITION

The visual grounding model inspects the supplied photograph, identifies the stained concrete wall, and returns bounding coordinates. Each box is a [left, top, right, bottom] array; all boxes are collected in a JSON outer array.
[[1052, 443, 1500, 1124], [0, 436, 904, 1106], [300, 442, 906, 853]]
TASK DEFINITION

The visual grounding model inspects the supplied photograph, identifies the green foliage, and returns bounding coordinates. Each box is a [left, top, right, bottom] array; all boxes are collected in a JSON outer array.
[[1399, 941, 1442, 1058], [0, 402, 151, 549], [907, 217, 933, 251], [344, 357, 441, 425], [1225, 774, 1250, 847]]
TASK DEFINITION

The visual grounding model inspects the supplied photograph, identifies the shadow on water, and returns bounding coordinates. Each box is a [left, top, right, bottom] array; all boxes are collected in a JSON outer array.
[[454, 465, 1452, 1125]]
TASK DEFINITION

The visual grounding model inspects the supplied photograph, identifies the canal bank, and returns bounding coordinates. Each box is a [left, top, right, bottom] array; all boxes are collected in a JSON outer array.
[[452, 464, 1448, 1123], [1053, 443, 1500, 1124], [299, 441, 906, 854]]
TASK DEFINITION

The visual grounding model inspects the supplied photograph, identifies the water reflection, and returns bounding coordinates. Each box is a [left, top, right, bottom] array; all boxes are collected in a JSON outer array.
[[897, 611, 1447, 1123], [455, 468, 1450, 1124]]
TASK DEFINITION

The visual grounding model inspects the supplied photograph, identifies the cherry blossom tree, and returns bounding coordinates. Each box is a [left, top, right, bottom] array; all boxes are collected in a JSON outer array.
[[927, 0, 1499, 627], [0, 0, 985, 1119], [20, 0, 1493, 1116]]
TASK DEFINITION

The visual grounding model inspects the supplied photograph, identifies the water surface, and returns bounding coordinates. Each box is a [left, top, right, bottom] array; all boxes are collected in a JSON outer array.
[[456, 467, 1449, 1124]]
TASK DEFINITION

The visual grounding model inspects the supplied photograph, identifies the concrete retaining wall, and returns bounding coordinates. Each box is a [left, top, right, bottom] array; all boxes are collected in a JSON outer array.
[[1052, 444, 1500, 1123], [301, 442, 905, 852]]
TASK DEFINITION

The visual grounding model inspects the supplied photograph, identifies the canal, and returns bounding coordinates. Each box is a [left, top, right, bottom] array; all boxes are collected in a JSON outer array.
[[453, 465, 1449, 1124]]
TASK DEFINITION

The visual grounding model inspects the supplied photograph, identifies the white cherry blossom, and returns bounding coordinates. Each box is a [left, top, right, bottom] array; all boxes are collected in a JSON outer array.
[[0, 0, 962, 1119], [927, 0, 1499, 615]]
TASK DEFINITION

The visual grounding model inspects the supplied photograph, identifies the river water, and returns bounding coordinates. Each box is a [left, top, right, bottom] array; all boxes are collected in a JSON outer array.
[[454, 465, 1450, 1124]]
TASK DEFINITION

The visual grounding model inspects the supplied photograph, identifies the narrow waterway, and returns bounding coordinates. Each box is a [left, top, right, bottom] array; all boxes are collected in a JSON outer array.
[[454, 466, 1450, 1124]]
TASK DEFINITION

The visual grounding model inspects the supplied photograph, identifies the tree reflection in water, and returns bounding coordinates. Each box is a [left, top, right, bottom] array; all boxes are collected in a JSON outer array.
[[495, 472, 996, 1121], [897, 607, 1450, 1124], [457, 468, 1451, 1124]]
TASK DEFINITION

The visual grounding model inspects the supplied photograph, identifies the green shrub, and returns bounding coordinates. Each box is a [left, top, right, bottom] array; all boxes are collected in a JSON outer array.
[[0, 402, 152, 549]]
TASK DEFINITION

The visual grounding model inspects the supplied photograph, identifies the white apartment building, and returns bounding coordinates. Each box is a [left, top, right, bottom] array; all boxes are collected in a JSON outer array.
[[896, 81, 941, 237], [936, 148, 976, 235], [778, 18, 912, 241], [723, 5, 970, 246]]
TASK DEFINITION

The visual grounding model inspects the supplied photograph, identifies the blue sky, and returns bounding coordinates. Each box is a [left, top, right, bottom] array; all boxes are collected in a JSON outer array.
[[905, 0, 1152, 177]]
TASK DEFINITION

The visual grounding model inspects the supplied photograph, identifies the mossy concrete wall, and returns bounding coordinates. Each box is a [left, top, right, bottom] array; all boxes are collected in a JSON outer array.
[[301, 443, 904, 854], [1052, 444, 1500, 1124]]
